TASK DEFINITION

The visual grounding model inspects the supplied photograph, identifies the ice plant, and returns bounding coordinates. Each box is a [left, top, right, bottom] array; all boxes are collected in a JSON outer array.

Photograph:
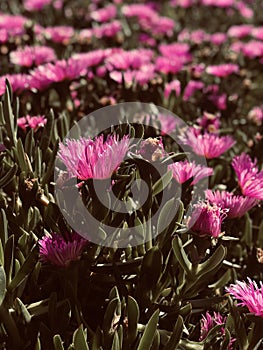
[[232, 153, 263, 200], [39, 232, 87, 268], [10, 45, 56, 67], [179, 128, 235, 159], [164, 79, 181, 99], [17, 115, 47, 131], [206, 63, 239, 78], [58, 134, 130, 180], [205, 190, 258, 218], [226, 278, 263, 317], [24, 0, 52, 11], [187, 202, 227, 238], [200, 312, 235, 349], [169, 160, 213, 185], [196, 112, 221, 133], [183, 80, 204, 101]]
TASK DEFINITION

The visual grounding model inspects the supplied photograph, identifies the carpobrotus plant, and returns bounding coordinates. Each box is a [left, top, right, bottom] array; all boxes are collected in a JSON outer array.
[[0, 0, 263, 349]]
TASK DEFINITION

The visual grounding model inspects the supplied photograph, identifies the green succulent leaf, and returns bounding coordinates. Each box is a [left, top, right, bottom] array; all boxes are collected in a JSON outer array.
[[73, 324, 89, 350], [137, 309, 159, 350]]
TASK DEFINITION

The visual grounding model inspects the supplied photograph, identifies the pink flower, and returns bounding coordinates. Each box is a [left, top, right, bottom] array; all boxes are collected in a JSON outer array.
[[170, 0, 196, 8], [205, 190, 258, 218], [17, 115, 47, 131], [155, 56, 184, 75], [109, 64, 156, 86], [10, 45, 56, 67], [139, 16, 174, 37], [235, 2, 253, 19], [183, 80, 204, 101], [201, 0, 234, 7], [39, 232, 87, 267], [0, 13, 27, 36], [169, 160, 213, 185], [206, 63, 239, 77], [226, 278, 263, 317], [227, 24, 253, 38], [24, 0, 52, 11], [241, 41, 263, 58], [0, 74, 31, 96], [164, 80, 181, 99], [58, 134, 130, 180], [187, 202, 227, 238], [30, 58, 87, 90], [159, 43, 191, 61], [248, 106, 263, 126], [179, 129, 235, 159], [73, 48, 120, 67], [93, 21, 122, 38], [122, 4, 156, 19], [44, 26, 75, 44], [90, 4, 117, 22], [232, 153, 263, 200], [133, 113, 180, 135], [200, 311, 225, 340], [196, 112, 221, 133], [200, 312, 235, 349], [105, 49, 153, 71], [210, 32, 227, 45], [252, 27, 263, 40]]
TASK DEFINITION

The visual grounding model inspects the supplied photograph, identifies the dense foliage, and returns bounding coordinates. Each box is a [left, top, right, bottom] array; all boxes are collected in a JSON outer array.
[[0, 0, 263, 349]]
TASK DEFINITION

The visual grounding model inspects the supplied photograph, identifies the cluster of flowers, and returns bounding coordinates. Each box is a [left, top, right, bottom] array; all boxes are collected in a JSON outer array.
[[1, 0, 263, 346]]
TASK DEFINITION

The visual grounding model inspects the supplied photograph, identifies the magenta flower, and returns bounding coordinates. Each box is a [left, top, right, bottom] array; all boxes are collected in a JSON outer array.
[[179, 128, 235, 159], [232, 153, 263, 200], [0, 74, 31, 96], [0, 13, 27, 36], [155, 56, 184, 75], [248, 106, 263, 126], [227, 24, 253, 38], [241, 40, 263, 59], [159, 43, 192, 62], [226, 278, 263, 317], [164, 80, 181, 99], [252, 27, 263, 40], [24, 0, 52, 11], [201, 0, 234, 7], [122, 4, 156, 19], [187, 202, 227, 238], [183, 80, 204, 101], [105, 49, 153, 71], [200, 311, 225, 340], [205, 190, 258, 218], [10, 45, 56, 67], [196, 112, 221, 133], [93, 21, 122, 39], [109, 64, 156, 86], [58, 134, 130, 180], [39, 232, 87, 268], [206, 64, 239, 78], [210, 32, 227, 45], [200, 312, 235, 349], [17, 115, 47, 131], [90, 4, 117, 22], [169, 160, 213, 185], [139, 15, 174, 37], [30, 58, 87, 91], [44, 26, 75, 44]]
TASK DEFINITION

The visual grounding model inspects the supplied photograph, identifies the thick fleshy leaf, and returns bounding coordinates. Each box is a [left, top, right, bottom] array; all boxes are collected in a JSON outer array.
[[137, 309, 159, 350]]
